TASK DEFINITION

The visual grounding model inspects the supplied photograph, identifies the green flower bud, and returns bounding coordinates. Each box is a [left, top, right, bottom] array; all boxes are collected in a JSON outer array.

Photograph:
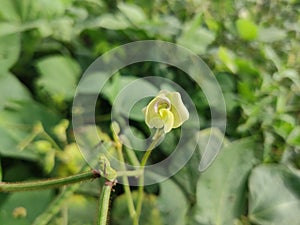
[[144, 90, 189, 133]]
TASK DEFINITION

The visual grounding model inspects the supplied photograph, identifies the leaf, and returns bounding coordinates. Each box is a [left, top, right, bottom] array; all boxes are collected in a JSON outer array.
[[0, 72, 31, 111], [158, 179, 188, 225], [218, 46, 237, 73], [0, 190, 54, 225], [117, 3, 147, 26], [0, 101, 60, 159], [0, 0, 21, 22], [103, 75, 158, 121], [0, 33, 20, 72], [198, 127, 230, 172], [0, 23, 22, 36], [111, 191, 163, 225], [36, 55, 81, 101], [287, 126, 300, 148], [193, 138, 260, 225], [263, 45, 282, 71], [89, 14, 130, 30], [236, 19, 258, 41], [248, 165, 300, 225], [177, 14, 215, 55], [258, 26, 287, 43], [64, 194, 97, 225]]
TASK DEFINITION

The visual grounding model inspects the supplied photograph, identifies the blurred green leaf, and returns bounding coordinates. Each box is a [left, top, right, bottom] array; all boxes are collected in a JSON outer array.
[[64, 194, 97, 225], [117, 3, 147, 26], [36, 55, 81, 101], [0, 101, 60, 159], [0, 33, 20, 72], [102, 75, 158, 121], [0, 72, 31, 110], [170, 128, 229, 207], [273, 115, 295, 139], [287, 126, 300, 148], [218, 46, 237, 73], [88, 14, 130, 30], [264, 45, 282, 71], [158, 179, 188, 225], [237, 82, 256, 102], [236, 18, 258, 41], [111, 191, 163, 225], [0, 0, 20, 22], [177, 14, 215, 55], [0, 190, 54, 225], [0, 22, 21, 36], [258, 26, 287, 43], [248, 165, 300, 225], [193, 138, 260, 225]]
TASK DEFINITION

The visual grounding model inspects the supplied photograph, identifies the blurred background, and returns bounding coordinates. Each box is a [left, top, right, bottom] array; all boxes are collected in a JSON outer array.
[[0, 0, 299, 225]]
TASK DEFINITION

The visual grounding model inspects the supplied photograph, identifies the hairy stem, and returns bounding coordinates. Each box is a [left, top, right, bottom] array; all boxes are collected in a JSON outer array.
[[97, 180, 115, 225], [0, 171, 100, 192], [0, 170, 142, 193]]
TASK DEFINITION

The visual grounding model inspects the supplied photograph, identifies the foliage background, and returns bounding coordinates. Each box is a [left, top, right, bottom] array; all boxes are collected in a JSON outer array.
[[0, 0, 299, 225]]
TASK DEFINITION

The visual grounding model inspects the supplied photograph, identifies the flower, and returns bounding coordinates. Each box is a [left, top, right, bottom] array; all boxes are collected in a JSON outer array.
[[143, 90, 189, 133]]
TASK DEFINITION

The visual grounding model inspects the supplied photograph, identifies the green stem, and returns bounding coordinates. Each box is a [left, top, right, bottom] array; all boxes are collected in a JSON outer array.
[[117, 170, 143, 177], [97, 180, 114, 225], [116, 141, 136, 218], [134, 129, 164, 225], [0, 171, 99, 192], [0, 170, 142, 193], [125, 146, 140, 167]]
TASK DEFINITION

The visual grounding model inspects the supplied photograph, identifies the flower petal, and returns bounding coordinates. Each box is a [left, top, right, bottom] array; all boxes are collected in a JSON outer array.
[[147, 116, 164, 128], [159, 108, 174, 133], [166, 92, 189, 128]]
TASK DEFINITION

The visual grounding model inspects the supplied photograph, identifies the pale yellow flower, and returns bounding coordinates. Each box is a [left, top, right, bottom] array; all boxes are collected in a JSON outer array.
[[144, 90, 189, 133]]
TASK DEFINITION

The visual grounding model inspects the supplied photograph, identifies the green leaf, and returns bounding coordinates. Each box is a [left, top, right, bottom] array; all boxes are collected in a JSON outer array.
[[273, 114, 295, 139], [0, 72, 31, 110], [218, 46, 237, 73], [36, 55, 81, 101], [111, 192, 163, 225], [62, 194, 97, 225], [0, 23, 21, 36], [0, 33, 20, 72], [258, 26, 287, 43], [0, 0, 21, 22], [102, 75, 158, 121], [263, 45, 282, 71], [177, 14, 215, 55], [117, 3, 147, 26], [193, 138, 260, 225], [0, 101, 60, 159], [0, 190, 54, 225], [89, 14, 130, 30], [158, 179, 188, 225], [236, 19, 258, 41], [248, 165, 300, 225], [287, 126, 300, 148]]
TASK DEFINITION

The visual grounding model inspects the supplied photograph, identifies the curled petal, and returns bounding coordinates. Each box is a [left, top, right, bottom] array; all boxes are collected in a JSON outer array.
[[166, 92, 189, 128], [159, 108, 174, 133]]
